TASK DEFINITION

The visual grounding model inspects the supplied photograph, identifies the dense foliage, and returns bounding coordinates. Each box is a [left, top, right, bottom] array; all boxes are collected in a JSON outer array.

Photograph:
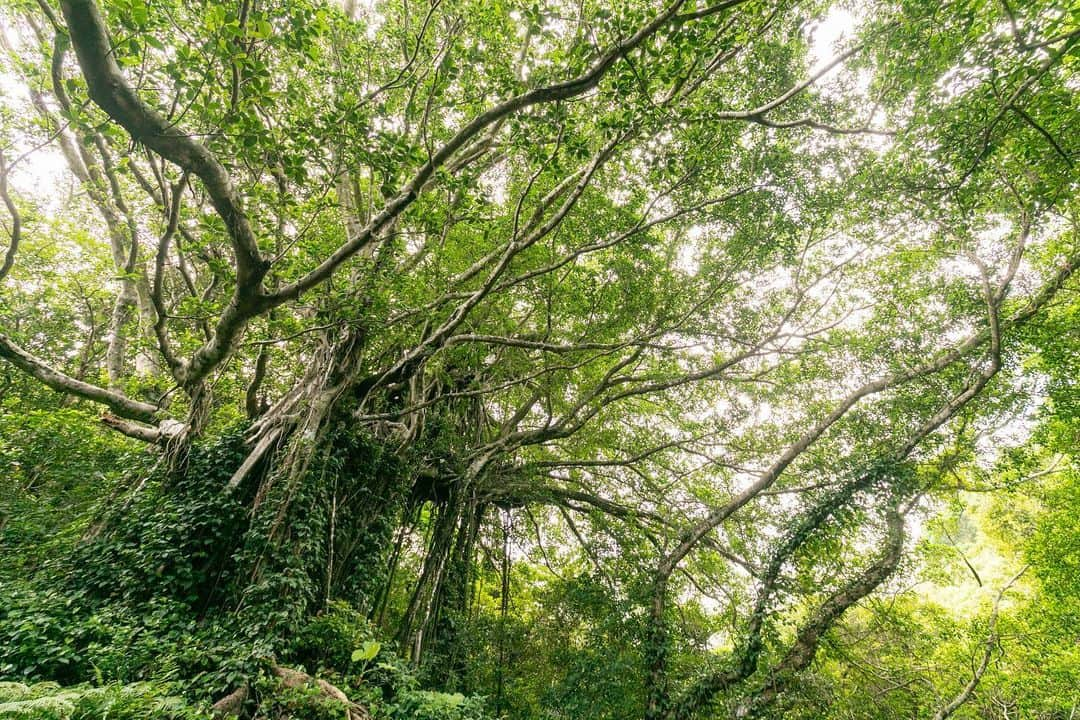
[[0, 0, 1077, 718]]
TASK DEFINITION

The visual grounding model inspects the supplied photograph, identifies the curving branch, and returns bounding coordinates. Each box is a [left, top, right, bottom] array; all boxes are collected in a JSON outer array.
[[929, 566, 1029, 720], [713, 42, 869, 122], [0, 334, 158, 423], [0, 154, 20, 283], [729, 504, 909, 718], [59, 0, 265, 287], [149, 173, 188, 377]]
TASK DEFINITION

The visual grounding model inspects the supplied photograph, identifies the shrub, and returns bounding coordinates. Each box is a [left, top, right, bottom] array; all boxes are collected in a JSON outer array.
[[0, 681, 209, 719], [390, 690, 490, 720]]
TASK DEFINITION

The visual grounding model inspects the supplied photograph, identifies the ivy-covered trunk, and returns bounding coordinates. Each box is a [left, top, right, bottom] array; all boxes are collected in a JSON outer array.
[[72, 322, 495, 668]]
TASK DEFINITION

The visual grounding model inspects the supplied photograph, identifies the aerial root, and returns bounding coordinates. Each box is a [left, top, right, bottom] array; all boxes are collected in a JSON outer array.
[[211, 665, 370, 719]]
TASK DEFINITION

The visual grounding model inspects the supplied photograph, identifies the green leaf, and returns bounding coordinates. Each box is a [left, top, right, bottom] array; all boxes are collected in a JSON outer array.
[[130, 0, 148, 26], [251, 20, 273, 40], [350, 640, 381, 662]]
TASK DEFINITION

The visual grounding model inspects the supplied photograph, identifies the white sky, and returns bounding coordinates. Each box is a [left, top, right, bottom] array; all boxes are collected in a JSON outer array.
[[808, 6, 859, 71]]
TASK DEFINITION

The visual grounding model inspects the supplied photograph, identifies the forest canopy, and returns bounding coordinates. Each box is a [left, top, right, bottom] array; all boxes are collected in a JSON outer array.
[[0, 0, 1077, 718]]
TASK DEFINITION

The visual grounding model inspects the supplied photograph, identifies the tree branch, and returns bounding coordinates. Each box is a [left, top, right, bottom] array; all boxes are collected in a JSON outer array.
[[930, 566, 1028, 720], [59, 0, 266, 287], [0, 154, 20, 283], [0, 334, 158, 422]]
